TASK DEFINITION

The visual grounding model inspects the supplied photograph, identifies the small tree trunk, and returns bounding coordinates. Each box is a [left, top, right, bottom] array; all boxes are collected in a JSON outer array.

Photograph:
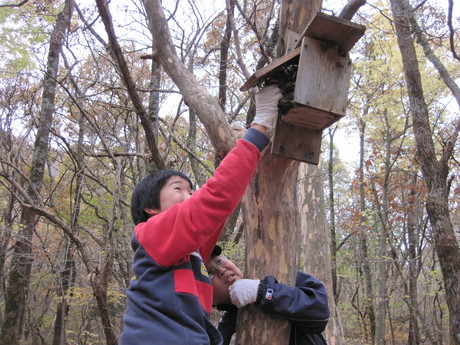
[[358, 119, 376, 341], [90, 261, 117, 345], [406, 174, 421, 345], [299, 162, 344, 345], [373, 112, 394, 345], [217, 0, 236, 111], [374, 220, 387, 345], [52, 245, 76, 345], [327, 129, 339, 302]]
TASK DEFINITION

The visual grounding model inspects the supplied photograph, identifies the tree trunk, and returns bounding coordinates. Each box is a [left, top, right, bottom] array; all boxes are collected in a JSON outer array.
[[358, 119, 376, 341], [52, 244, 76, 345], [218, 0, 236, 111], [390, 0, 460, 343], [299, 162, 344, 345], [374, 218, 387, 345], [146, 57, 162, 174], [327, 129, 338, 302], [89, 261, 117, 345], [0, 116, 16, 295], [406, 173, 421, 345], [373, 111, 394, 345], [51, 71, 86, 344], [0, 194, 13, 296], [236, 1, 322, 344], [0, 1, 73, 343], [236, 156, 299, 344]]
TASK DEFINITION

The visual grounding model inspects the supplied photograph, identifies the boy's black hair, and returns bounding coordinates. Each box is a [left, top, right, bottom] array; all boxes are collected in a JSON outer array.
[[131, 169, 193, 225], [212, 245, 222, 257]]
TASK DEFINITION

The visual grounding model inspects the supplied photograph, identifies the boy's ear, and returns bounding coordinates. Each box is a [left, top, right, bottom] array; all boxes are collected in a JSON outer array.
[[145, 208, 160, 216]]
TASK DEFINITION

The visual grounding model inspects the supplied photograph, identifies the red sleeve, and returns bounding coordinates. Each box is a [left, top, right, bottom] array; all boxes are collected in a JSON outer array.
[[135, 139, 260, 267]]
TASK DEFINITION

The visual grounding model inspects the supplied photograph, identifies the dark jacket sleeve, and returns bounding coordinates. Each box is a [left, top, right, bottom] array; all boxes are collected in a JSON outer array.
[[256, 271, 330, 333], [217, 308, 238, 345]]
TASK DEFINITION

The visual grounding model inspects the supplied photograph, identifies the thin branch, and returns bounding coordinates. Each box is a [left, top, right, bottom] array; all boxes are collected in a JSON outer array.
[[0, 0, 29, 7], [447, 0, 460, 61], [228, 0, 251, 79]]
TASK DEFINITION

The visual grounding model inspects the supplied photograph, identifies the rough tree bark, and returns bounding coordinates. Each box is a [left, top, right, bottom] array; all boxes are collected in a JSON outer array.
[[406, 173, 421, 345], [390, 0, 460, 343], [0, 1, 74, 344], [299, 162, 344, 345], [237, 155, 299, 344]]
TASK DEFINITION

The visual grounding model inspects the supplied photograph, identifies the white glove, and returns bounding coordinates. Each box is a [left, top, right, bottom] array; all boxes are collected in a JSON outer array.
[[252, 84, 283, 129], [229, 279, 260, 308]]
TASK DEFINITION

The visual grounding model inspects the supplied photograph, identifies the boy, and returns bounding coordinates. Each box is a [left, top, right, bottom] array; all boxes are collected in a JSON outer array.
[[206, 245, 330, 345], [119, 85, 283, 345]]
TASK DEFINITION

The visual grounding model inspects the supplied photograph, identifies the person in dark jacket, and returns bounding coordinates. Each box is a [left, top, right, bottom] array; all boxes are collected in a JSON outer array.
[[206, 245, 329, 345], [119, 85, 283, 345]]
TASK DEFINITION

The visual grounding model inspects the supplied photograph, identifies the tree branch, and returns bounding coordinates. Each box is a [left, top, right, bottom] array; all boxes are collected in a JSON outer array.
[[95, 0, 165, 170], [339, 0, 367, 20], [0, 0, 29, 8], [447, 0, 460, 61], [401, 0, 460, 165], [142, 0, 236, 160]]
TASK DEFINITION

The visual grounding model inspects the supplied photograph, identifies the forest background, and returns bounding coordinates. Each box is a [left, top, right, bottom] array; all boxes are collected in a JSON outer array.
[[0, 0, 459, 344]]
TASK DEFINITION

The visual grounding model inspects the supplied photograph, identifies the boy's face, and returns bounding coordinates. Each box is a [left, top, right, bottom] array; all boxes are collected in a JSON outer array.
[[147, 176, 193, 215], [206, 256, 243, 306]]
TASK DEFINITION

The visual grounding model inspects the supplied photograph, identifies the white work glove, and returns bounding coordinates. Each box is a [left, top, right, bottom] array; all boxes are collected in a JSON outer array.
[[252, 84, 283, 129], [229, 279, 260, 308]]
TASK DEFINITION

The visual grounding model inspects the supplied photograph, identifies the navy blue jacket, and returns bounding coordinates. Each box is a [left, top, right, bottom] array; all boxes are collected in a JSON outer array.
[[217, 272, 329, 345]]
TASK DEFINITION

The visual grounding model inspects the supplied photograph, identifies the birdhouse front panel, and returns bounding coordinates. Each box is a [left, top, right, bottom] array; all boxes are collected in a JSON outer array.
[[281, 37, 352, 130]]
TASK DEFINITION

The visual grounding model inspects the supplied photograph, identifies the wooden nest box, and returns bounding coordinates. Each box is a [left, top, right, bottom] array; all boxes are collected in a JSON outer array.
[[241, 12, 365, 164]]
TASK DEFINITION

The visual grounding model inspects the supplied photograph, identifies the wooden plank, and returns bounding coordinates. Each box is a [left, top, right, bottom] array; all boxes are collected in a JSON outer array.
[[271, 117, 322, 165], [292, 37, 351, 117], [240, 46, 301, 91], [279, 2, 320, 53], [282, 105, 342, 130], [296, 12, 365, 55]]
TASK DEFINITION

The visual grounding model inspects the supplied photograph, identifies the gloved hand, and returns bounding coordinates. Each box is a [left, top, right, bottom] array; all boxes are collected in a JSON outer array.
[[229, 279, 260, 308], [252, 84, 283, 129]]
